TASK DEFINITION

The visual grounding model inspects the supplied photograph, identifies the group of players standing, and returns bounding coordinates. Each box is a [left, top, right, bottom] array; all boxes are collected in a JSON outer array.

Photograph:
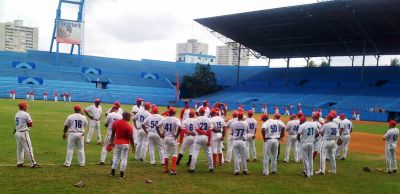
[[13, 98, 399, 179]]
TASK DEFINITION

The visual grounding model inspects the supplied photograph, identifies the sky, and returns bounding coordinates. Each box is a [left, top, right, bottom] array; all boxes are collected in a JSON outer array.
[[0, 0, 397, 67]]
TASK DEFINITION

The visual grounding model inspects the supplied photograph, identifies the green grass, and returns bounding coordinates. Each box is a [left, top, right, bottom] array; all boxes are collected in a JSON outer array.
[[0, 99, 399, 194]]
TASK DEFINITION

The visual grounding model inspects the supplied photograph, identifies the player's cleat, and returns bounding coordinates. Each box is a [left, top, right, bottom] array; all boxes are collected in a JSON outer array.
[[341, 157, 346, 161], [315, 171, 325, 175], [387, 171, 392, 174], [119, 171, 125, 179], [328, 170, 336, 174], [110, 169, 116, 176], [139, 158, 144, 161], [188, 169, 195, 173], [271, 171, 276, 175], [243, 171, 249, 175], [283, 160, 288, 163], [31, 164, 41, 168], [17, 163, 24, 168], [97, 142, 103, 145], [301, 172, 306, 176], [253, 159, 257, 162], [170, 171, 177, 175], [262, 173, 269, 176], [209, 169, 214, 173], [393, 170, 397, 173], [151, 163, 156, 166], [234, 172, 240, 176], [79, 163, 85, 167], [98, 162, 105, 165], [246, 159, 250, 162], [62, 164, 70, 168]]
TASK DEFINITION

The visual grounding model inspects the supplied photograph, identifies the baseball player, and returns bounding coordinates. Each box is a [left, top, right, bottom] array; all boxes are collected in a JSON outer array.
[[383, 120, 399, 174], [30, 91, 34, 102], [284, 114, 300, 163], [274, 113, 285, 160], [9, 90, 13, 99], [54, 91, 58, 102], [312, 113, 323, 160], [210, 109, 226, 166], [245, 110, 257, 162], [196, 100, 210, 117], [316, 114, 339, 175], [336, 113, 353, 160], [14, 102, 40, 168], [284, 107, 290, 116], [99, 106, 122, 165], [231, 112, 249, 175], [331, 111, 341, 126], [26, 91, 30, 100], [225, 112, 238, 163], [43, 91, 48, 101], [190, 107, 214, 173], [132, 98, 144, 147], [67, 93, 71, 102], [105, 101, 124, 116], [63, 93, 67, 102], [109, 112, 135, 178], [297, 116, 318, 177], [156, 107, 181, 175], [63, 105, 88, 167], [84, 99, 103, 144], [262, 114, 284, 176], [142, 106, 165, 165], [176, 110, 196, 166], [133, 102, 152, 161], [11, 89, 16, 99], [261, 103, 267, 114], [251, 104, 256, 113], [180, 101, 192, 121]]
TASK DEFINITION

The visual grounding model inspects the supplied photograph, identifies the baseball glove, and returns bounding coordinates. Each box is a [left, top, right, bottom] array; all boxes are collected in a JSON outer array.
[[337, 138, 343, 145], [106, 143, 115, 152]]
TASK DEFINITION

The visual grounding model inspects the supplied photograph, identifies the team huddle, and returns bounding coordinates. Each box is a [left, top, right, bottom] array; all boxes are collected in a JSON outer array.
[[13, 99, 399, 179]]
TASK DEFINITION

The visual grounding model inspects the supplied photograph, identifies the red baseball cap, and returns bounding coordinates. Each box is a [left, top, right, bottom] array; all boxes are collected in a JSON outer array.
[[290, 114, 297, 120], [136, 98, 143, 103], [237, 111, 244, 119], [330, 110, 337, 117], [18, 102, 28, 108], [152, 106, 159, 114], [297, 112, 304, 118], [389, 120, 397, 127], [261, 114, 269, 120], [168, 107, 176, 114], [210, 108, 217, 115], [74, 104, 81, 111], [94, 98, 101, 102], [232, 111, 238, 117], [189, 110, 195, 117], [327, 114, 334, 121], [247, 110, 254, 117], [203, 100, 208, 104], [113, 101, 121, 108], [144, 102, 151, 109], [274, 113, 281, 119], [111, 105, 119, 110], [312, 113, 319, 120], [299, 116, 307, 124], [199, 107, 206, 114], [340, 113, 346, 119]]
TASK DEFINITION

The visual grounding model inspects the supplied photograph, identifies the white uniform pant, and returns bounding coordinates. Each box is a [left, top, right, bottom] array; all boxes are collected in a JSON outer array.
[[12, 94, 16, 99], [44, 96, 48, 101], [148, 132, 164, 164], [190, 135, 213, 170], [55, 96, 58, 102], [164, 136, 177, 158], [301, 142, 314, 177], [100, 130, 112, 163], [86, 120, 101, 143], [313, 138, 321, 152], [226, 135, 234, 162], [234, 140, 248, 173], [68, 97, 71, 102], [135, 129, 148, 160], [263, 139, 279, 175], [285, 135, 299, 162], [180, 135, 195, 155], [246, 134, 256, 160], [320, 140, 337, 173], [112, 144, 129, 172], [336, 134, 350, 158], [65, 132, 85, 166], [15, 131, 37, 165], [212, 132, 223, 154], [30, 95, 34, 101], [386, 143, 397, 172]]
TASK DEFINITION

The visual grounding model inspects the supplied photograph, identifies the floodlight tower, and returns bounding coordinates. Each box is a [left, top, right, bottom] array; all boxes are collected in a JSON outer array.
[[49, 0, 85, 66]]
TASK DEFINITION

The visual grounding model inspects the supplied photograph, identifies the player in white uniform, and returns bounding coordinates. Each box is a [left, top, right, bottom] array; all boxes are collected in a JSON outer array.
[[245, 110, 257, 162], [156, 107, 181, 175], [196, 100, 211, 118], [177, 110, 196, 166], [316, 114, 339, 175], [335, 113, 353, 160], [133, 102, 152, 161], [132, 98, 144, 147], [297, 116, 318, 177], [274, 113, 285, 160], [383, 120, 399, 174], [210, 109, 226, 166], [180, 101, 192, 121], [105, 101, 124, 116], [63, 105, 88, 167], [190, 107, 214, 173], [225, 112, 238, 163], [262, 114, 284, 175], [231, 112, 249, 175], [84, 99, 103, 144], [14, 102, 40, 168], [312, 113, 323, 160], [142, 106, 165, 165], [284, 114, 300, 163], [99, 106, 122, 165]]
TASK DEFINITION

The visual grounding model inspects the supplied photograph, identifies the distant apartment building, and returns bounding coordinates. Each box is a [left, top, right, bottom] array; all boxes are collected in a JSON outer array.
[[0, 20, 38, 52], [216, 45, 249, 66], [177, 53, 216, 65], [176, 39, 208, 61]]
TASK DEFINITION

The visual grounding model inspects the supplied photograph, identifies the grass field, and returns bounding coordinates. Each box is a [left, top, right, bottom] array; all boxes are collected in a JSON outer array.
[[0, 99, 399, 194]]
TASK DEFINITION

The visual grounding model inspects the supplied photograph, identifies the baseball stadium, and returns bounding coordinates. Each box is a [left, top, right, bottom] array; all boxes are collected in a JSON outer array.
[[0, 0, 399, 193]]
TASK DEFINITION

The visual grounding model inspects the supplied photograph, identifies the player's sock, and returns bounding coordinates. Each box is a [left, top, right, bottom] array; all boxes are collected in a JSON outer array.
[[110, 169, 115, 176], [164, 158, 169, 173], [179, 131, 184, 144], [172, 156, 177, 172], [212, 154, 217, 166], [218, 153, 223, 165], [119, 171, 125, 178], [187, 155, 192, 166], [177, 154, 183, 165]]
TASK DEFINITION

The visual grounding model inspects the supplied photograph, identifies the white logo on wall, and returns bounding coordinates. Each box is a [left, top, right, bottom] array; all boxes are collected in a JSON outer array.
[[56, 20, 82, 44]]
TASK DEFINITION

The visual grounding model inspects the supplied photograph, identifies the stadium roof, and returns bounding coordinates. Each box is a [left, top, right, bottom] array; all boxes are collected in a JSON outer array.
[[195, 0, 400, 59]]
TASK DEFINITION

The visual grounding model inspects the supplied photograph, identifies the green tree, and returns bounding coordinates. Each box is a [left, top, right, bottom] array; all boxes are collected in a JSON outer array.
[[390, 58, 399, 66], [180, 63, 218, 98], [308, 60, 317, 67], [320, 60, 329, 67]]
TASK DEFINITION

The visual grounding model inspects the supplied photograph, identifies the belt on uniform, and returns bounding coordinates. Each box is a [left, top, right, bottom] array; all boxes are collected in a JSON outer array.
[[325, 139, 335, 141], [234, 138, 246, 141], [266, 138, 278, 140], [17, 130, 28, 132]]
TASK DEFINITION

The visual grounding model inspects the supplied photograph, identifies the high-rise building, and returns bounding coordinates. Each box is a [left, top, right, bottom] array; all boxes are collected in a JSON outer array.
[[216, 44, 249, 66], [0, 20, 39, 52], [176, 39, 208, 61]]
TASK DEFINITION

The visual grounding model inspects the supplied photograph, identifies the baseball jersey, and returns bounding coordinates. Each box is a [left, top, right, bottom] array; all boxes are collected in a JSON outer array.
[[180, 108, 191, 120], [384, 128, 399, 144], [158, 116, 181, 137], [15, 110, 32, 132], [143, 114, 163, 133], [105, 112, 123, 131], [182, 118, 196, 135], [106, 107, 124, 116], [230, 120, 249, 141], [339, 119, 353, 135], [211, 116, 225, 133], [276, 119, 285, 134], [133, 109, 151, 129], [64, 113, 88, 133], [314, 121, 323, 139], [226, 118, 238, 128], [244, 117, 257, 135], [112, 120, 133, 145], [333, 117, 341, 126], [85, 105, 102, 120], [131, 105, 143, 115], [286, 119, 300, 135], [196, 106, 210, 118], [298, 121, 318, 143], [320, 121, 339, 140], [194, 116, 213, 135], [262, 119, 281, 139]]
